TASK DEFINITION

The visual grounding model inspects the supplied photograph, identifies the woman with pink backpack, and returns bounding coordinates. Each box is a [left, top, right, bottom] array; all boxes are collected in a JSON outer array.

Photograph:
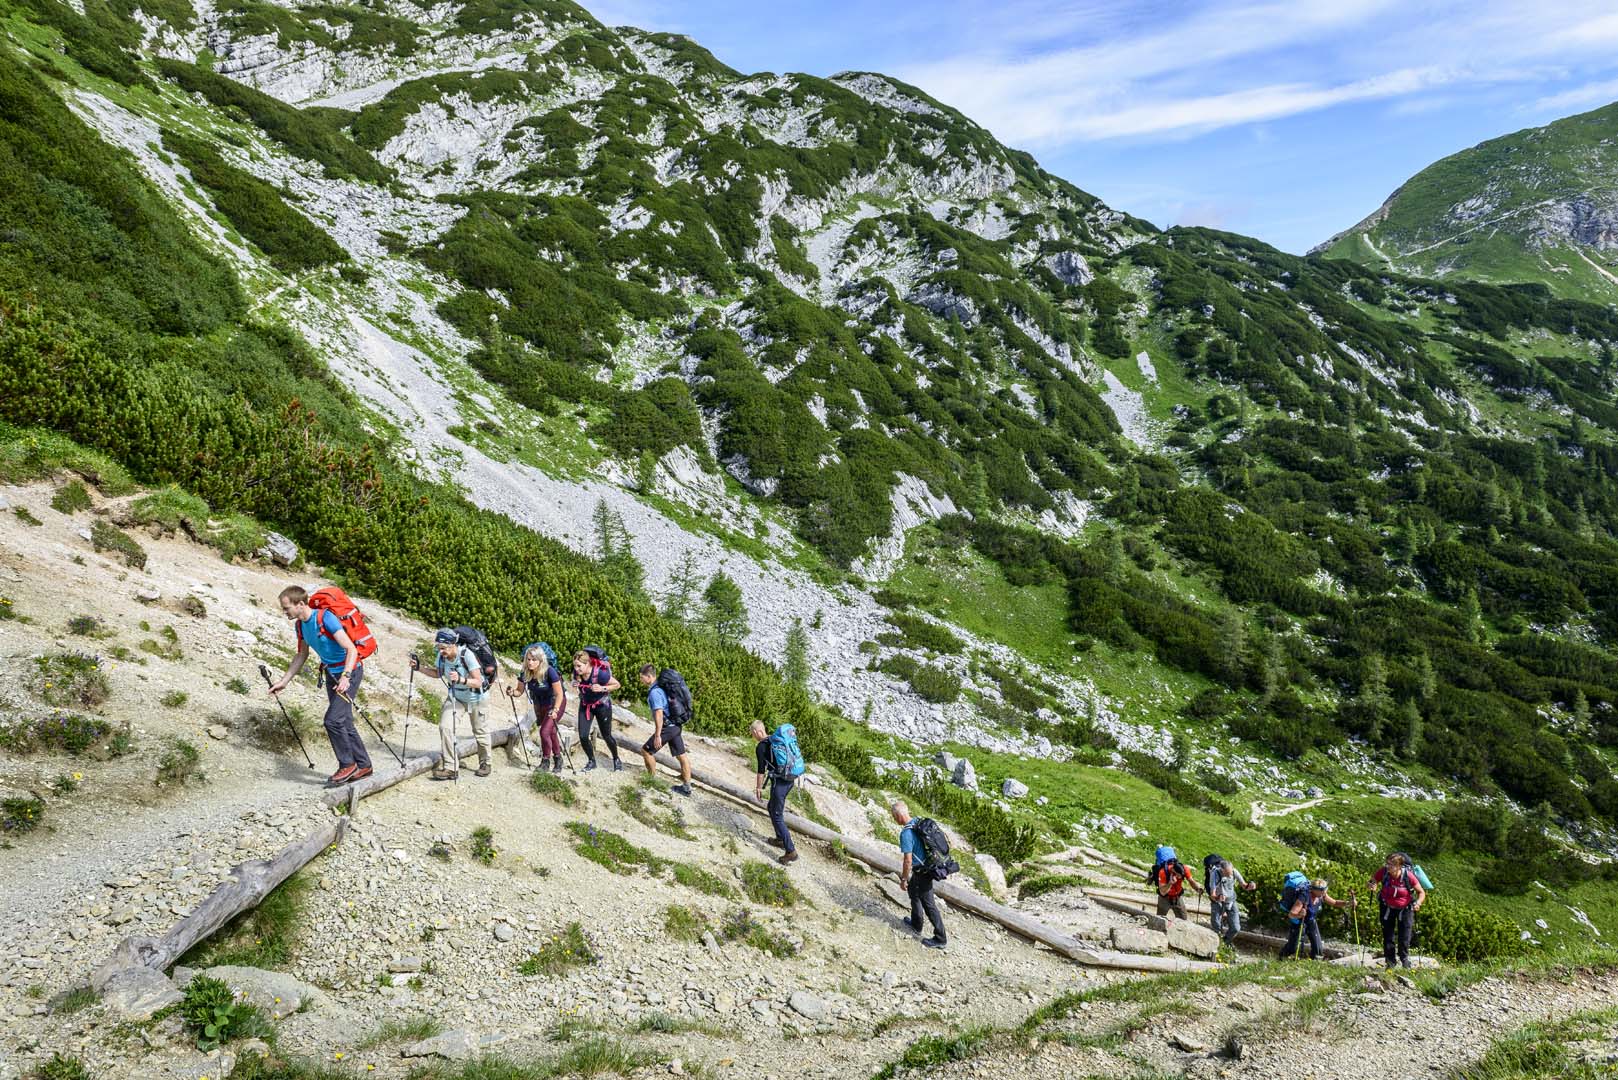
[[1369, 852, 1427, 968]]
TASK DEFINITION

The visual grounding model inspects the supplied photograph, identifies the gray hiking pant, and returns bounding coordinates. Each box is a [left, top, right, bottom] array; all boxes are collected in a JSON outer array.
[[322, 663, 371, 770], [1211, 899, 1241, 941]]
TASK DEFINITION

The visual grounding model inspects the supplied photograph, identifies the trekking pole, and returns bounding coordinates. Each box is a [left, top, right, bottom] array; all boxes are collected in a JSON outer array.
[[335, 687, 406, 767], [506, 680, 533, 769], [450, 700, 460, 785], [401, 661, 416, 762], [259, 664, 316, 769]]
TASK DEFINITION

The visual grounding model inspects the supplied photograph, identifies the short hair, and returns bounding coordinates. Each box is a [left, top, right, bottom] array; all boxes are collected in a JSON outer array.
[[891, 800, 909, 816], [640, 663, 658, 677], [278, 586, 308, 605], [1220, 859, 1233, 871], [749, 720, 767, 737]]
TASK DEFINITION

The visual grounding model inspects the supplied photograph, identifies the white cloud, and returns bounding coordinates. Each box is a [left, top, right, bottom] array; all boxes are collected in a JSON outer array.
[[1526, 77, 1618, 116]]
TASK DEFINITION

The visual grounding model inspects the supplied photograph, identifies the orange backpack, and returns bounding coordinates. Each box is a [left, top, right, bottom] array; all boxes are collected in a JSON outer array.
[[300, 586, 378, 661]]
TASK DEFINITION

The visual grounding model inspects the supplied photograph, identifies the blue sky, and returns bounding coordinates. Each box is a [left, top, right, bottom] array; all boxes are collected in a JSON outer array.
[[585, 0, 1618, 253]]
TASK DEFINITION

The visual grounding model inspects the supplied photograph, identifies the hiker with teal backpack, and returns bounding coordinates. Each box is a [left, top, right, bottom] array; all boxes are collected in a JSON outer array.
[[892, 800, 955, 950], [414, 629, 493, 781], [753, 720, 804, 864], [640, 664, 693, 796], [1369, 852, 1427, 968], [1279, 872, 1353, 960], [508, 643, 566, 773]]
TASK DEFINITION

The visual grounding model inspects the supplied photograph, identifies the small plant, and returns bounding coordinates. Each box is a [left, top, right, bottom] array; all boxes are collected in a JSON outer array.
[[670, 861, 735, 897], [428, 843, 451, 862], [356, 1014, 444, 1050], [179, 974, 265, 1050], [178, 595, 206, 618], [66, 615, 103, 636], [529, 769, 577, 806], [90, 519, 145, 568], [180, 872, 306, 970], [0, 712, 113, 756], [49, 772, 81, 796], [156, 738, 203, 786], [140, 625, 183, 661], [107, 726, 134, 757], [517, 922, 598, 976], [420, 925, 438, 942], [225, 676, 250, 695], [34, 653, 111, 708], [34, 1052, 91, 1080], [160, 690, 189, 709], [14, 505, 42, 526], [0, 597, 16, 620], [564, 822, 664, 874], [2, 794, 46, 833], [470, 825, 497, 865], [617, 784, 695, 839], [664, 904, 704, 942], [50, 985, 98, 1015], [50, 480, 92, 514], [740, 861, 802, 907], [718, 907, 798, 957]]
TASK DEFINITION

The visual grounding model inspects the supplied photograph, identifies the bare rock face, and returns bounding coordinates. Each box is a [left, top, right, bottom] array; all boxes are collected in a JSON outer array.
[[1529, 196, 1618, 250], [1041, 249, 1094, 286]]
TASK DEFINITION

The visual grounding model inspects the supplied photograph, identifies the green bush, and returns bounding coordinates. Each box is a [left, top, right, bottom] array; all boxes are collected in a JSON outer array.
[[517, 921, 597, 976], [156, 738, 203, 786], [49, 479, 91, 513], [1, 794, 45, 834], [908, 665, 959, 704], [528, 769, 577, 806], [0, 712, 113, 756], [160, 690, 188, 709], [670, 861, 735, 897], [717, 906, 797, 957], [739, 861, 802, 907], [1016, 873, 1085, 900], [34, 653, 110, 709], [34, 1053, 91, 1080], [663, 904, 704, 942], [470, 826, 497, 865], [90, 520, 146, 569], [179, 974, 267, 1050], [884, 613, 964, 654]]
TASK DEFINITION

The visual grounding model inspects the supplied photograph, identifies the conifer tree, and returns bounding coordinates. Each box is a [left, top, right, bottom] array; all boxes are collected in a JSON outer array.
[[1397, 699, 1423, 760], [701, 571, 749, 646], [660, 551, 702, 624], [1462, 588, 1484, 643], [782, 617, 810, 690]]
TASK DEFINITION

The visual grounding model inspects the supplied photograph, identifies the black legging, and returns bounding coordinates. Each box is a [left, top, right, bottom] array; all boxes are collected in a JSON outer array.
[[579, 699, 618, 762], [1381, 903, 1414, 967]]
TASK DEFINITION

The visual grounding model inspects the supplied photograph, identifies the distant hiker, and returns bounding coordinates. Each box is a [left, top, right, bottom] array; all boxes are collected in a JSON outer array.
[[508, 643, 566, 773], [1148, 845, 1203, 919], [1370, 852, 1426, 969], [639, 664, 693, 796], [413, 629, 491, 780], [269, 585, 375, 787], [752, 720, 802, 865], [892, 801, 947, 950], [573, 648, 622, 771], [1206, 857, 1257, 943], [1280, 874, 1353, 960]]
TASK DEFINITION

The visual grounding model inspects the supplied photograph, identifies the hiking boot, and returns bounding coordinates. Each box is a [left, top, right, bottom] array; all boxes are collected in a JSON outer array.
[[551, 757, 563, 773], [673, 783, 692, 797], [777, 851, 799, 865], [922, 937, 948, 950], [430, 768, 457, 782], [326, 764, 357, 787], [767, 837, 786, 849], [346, 766, 373, 784], [905, 917, 923, 934], [474, 762, 492, 778], [612, 759, 623, 772], [583, 759, 598, 771]]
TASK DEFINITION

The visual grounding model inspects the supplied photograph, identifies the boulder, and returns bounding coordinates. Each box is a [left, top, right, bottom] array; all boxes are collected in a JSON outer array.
[[973, 852, 1008, 898], [1109, 926, 1169, 954], [1146, 915, 1222, 959], [788, 991, 827, 1021], [1001, 778, 1029, 799], [952, 759, 977, 791], [402, 1030, 509, 1061], [260, 532, 299, 567], [934, 750, 958, 774], [100, 966, 182, 1022], [197, 965, 326, 1019]]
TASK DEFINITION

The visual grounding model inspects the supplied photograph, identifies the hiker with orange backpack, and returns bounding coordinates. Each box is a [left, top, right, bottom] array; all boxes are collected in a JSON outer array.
[[269, 585, 378, 787], [1148, 845, 1203, 919]]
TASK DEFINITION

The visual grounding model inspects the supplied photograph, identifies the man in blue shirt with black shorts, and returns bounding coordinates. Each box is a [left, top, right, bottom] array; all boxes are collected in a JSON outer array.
[[638, 664, 692, 796]]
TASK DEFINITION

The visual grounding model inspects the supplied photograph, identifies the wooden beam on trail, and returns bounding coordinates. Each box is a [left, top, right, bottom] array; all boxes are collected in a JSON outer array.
[[91, 816, 348, 990], [630, 732, 1219, 975], [1086, 893, 1366, 962], [320, 710, 534, 807]]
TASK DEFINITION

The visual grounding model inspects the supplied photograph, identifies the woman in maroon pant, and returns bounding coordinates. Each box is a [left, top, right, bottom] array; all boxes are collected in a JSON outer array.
[[508, 646, 567, 773]]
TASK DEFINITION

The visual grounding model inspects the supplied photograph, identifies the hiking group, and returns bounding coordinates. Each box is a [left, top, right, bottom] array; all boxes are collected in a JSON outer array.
[[1149, 845, 1428, 968], [267, 583, 815, 868]]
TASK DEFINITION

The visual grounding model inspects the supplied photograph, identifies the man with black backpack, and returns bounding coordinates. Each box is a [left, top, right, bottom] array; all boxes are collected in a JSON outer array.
[[638, 664, 693, 796], [892, 801, 949, 950], [413, 628, 493, 780], [752, 719, 802, 865]]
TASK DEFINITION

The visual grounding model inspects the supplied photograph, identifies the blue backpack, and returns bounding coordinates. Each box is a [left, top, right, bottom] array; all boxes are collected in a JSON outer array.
[[524, 642, 560, 674], [1279, 870, 1312, 920], [767, 724, 805, 779]]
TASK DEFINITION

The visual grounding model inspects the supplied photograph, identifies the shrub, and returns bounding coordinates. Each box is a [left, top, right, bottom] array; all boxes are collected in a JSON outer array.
[[179, 974, 267, 1049], [49, 772, 79, 795], [1017, 873, 1085, 900], [739, 861, 802, 907], [225, 676, 250, 695], [663, 904, 704, 942], [49, 479, 91, 513], [66, 615, 102, 636], [517, 921, 598, 976], [0, 712, 113, 756], [1, 794, 45, 833], [13, 505, 41, 526], [156, 738, 203, 786], [885, 613, 963, 654], [0, 597, 15, 620], [34, 1053, 91, 1080], [908, 664, 959, 704], [716, 907, 798, 957], [670, 861, 734, 897], [160, 690, 188, 709], [529, 769, 577, 806], [33, 654, 110, 709], [564, 822, 662, 874], [90, 520, 146, 569], [470, 826, 497, 865]]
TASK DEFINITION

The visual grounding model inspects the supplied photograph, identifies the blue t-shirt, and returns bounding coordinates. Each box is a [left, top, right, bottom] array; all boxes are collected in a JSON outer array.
[[437, 647, 486, 704], [647, 685, 668, 720], [299, 610, 350, 674], [899, 823, 928, 869]]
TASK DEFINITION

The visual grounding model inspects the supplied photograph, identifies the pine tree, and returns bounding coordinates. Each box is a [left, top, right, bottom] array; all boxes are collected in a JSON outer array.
[[1411, 647, 1436, 706], [701, 572, 749, 646], [1257, 633, 1285, 707], [1461, 588, 1483, 643], [592, 498, 617, 561], [963, 459, 990, 517], [1217, 609, 1249, 688], [1572, 689, 1592, 740], [1397, 699, 1423, 760], [660, 551, 702, 624], [636, 450, 657, 496], [1347, 652, 1392, 744], [782, 617, 810, 690]]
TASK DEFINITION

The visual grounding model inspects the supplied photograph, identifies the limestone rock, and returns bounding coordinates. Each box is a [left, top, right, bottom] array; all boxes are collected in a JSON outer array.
[[952, 759, 977, 791], [1146, 915, 1222, 959], [100, 966, 182, 1021], [493, 921, 515, 943], [402, 1029, 509, 1060], [788, 990, 827, 1021], [207, 725, 229, 740], [973, 853, 1007, 898], [1109, 925, 1169, 954], [933, 750, 958, 774], [199, 965, 326, 1019], [1001, 777, 1029, 799], [260, 532, 299, 567]]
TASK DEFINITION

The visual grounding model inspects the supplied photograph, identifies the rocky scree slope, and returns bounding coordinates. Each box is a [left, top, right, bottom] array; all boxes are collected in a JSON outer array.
[[1317, 99, 1618, 299]]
